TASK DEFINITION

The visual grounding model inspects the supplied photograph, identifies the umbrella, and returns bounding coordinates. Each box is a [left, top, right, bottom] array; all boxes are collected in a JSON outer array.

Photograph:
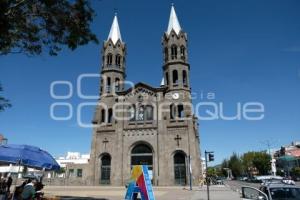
[[0, 144, 60, 171]]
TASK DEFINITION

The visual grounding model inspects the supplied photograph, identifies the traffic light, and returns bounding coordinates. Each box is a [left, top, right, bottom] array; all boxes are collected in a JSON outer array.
[[208, 153, 214, 162]]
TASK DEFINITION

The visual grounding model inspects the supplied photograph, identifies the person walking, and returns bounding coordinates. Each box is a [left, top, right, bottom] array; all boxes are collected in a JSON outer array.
[[6, 177, 12, 193], [21, 179, 36, 200]]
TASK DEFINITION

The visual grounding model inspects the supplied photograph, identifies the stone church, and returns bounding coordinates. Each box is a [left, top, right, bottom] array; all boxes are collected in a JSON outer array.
[[88, 6, 202, 186]]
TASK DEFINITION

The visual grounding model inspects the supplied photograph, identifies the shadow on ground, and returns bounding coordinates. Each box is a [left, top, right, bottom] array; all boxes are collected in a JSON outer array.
[[59, 196, 108, 200]]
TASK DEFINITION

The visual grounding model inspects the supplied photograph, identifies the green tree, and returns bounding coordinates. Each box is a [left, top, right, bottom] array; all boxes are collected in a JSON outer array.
[[292, 167, 300, 177], [0, 83, 11, 112], [228, 153, 243, 178], [0, 0, 98, 56], [220, 159, 229, 177], [252, 151, 271, 175], [241, 151, 256, 176], [207, 166, 225, 178], [206, 167, 216, 177], [56, 167, 66, 174]]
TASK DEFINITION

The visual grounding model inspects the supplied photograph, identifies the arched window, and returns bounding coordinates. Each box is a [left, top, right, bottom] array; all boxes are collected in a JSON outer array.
[[106, 77, 111, 93], [115, 78, 120, 91], [137, 105, 144, 121], [145, 105, 153, 121], [183, 70, 187, 86], [100, 154, 111, 184], [170, 104, 175, 119], [172, 70, 178, 85], [108, 108, 113, 123], [177, 104, 184, 118], [100, 79, 103, 93], [101, 108, 106, 123], [174, 152, 186, 185], [171, 45, 177, 59], [128, 105, 136, 121], [107, 54, 112, 65], [131, 144, 153, 170], [166, 72, 169, 85], [180, 45, 185, 59], [164, 47, 169, 62], [115, 54, 121, 66]]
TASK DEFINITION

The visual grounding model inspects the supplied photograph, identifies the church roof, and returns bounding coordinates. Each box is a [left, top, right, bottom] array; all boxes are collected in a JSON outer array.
[[167, 5, 182, 35], [107, 14, 122, 44]]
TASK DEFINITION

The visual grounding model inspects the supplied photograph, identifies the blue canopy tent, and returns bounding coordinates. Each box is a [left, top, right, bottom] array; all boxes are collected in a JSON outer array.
[[0, 144, 60, 171], [0, 144, 60, 198]]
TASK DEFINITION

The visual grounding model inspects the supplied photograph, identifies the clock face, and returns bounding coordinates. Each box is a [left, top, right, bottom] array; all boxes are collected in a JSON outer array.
[[172, 93, 179, 100]]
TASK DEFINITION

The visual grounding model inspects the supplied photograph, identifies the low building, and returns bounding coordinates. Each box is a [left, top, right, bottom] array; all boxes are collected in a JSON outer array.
[[56, 152, 90, 168], [44, 152, 90, 186], [274, 141, 300, 176]]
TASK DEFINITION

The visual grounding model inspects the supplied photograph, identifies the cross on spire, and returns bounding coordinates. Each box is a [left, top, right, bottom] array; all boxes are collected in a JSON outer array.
[[174, 134, 182, 147]]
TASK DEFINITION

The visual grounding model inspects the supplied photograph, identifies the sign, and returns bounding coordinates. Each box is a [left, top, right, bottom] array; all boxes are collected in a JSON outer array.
[[125, 165, 155, 200]]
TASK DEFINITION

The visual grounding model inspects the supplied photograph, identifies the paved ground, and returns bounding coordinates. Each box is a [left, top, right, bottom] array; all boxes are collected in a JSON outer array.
[[43, 185, 241, 200]]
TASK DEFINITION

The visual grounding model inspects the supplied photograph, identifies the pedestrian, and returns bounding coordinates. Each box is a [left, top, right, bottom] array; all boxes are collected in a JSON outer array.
[[199, 178, 204, 188], [6, 177, 12, 193], [13, 181, 27, 200], [21, 179, 36, 200]]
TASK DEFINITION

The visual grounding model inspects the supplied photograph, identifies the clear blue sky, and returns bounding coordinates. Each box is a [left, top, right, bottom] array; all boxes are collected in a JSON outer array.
[[1, 0, 300, 165]]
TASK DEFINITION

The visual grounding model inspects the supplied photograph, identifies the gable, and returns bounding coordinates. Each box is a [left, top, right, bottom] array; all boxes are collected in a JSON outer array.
[[117, 82, 166, 97]]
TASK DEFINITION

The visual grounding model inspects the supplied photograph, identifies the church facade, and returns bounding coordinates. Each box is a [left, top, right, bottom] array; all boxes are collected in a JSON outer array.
[[88, 6, 202, 186]]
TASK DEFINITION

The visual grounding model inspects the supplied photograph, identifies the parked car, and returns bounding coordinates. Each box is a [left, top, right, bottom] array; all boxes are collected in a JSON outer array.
[[241, 180, 300, 200], [239, 177, 248, 181]]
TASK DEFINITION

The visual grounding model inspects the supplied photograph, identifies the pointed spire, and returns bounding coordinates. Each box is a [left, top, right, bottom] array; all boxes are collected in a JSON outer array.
[[160, 77, 165, 86], [107, 14, 122, 44], [167, 5, 182, 35]]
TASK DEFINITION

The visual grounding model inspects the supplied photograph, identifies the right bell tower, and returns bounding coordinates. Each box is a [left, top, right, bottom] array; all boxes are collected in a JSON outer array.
[[162, 5, 190, 92]]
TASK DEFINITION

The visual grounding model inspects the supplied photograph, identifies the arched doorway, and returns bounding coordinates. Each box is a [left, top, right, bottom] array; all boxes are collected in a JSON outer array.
[[131, 143, 153, 170], [174, 152, 187, 185], [100, 154, 111, 184]]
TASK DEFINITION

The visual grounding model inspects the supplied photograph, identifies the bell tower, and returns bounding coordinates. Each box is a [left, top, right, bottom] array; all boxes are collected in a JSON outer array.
[[162, 6, 190, 92], [100, 14, 126, 96]]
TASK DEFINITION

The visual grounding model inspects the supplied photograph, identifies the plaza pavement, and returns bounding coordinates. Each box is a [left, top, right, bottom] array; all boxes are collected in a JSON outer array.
[[43, 185, 241, 200]]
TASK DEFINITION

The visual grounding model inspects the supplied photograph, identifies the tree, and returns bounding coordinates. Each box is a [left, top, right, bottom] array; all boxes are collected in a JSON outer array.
[[56, 167, 66, 174], [220, 159, 229, 177], [252, 152, 271, 175], [291, 167, 300, 177], [0, 0, 98, 56], [241, 151, 256, 176], [206, 167, 216, 177], [228, 153, 243, 178], [0, 83, 11, 112]]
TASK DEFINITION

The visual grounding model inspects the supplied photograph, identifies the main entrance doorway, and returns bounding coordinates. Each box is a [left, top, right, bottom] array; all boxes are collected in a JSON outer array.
[[131, 143, 153, 170]]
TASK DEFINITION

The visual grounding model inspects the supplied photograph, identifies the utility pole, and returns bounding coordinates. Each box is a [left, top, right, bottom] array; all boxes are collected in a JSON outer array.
[[261, 139, 278, 175], [205, 150, 214, 200]]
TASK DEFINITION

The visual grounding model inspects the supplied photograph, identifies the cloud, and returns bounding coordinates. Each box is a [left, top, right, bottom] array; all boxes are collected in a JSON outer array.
[[282, 47, 300, 52]]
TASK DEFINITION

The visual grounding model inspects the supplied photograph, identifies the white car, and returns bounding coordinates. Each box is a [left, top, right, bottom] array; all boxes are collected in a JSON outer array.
[[241, 181, 300, 200]]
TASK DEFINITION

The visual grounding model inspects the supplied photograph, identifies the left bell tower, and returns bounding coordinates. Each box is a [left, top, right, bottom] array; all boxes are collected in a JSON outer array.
[[100, 14, 126, 96]]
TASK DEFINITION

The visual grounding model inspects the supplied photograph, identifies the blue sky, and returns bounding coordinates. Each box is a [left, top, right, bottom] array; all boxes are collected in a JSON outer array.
[[0, 0, 300, 165]]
